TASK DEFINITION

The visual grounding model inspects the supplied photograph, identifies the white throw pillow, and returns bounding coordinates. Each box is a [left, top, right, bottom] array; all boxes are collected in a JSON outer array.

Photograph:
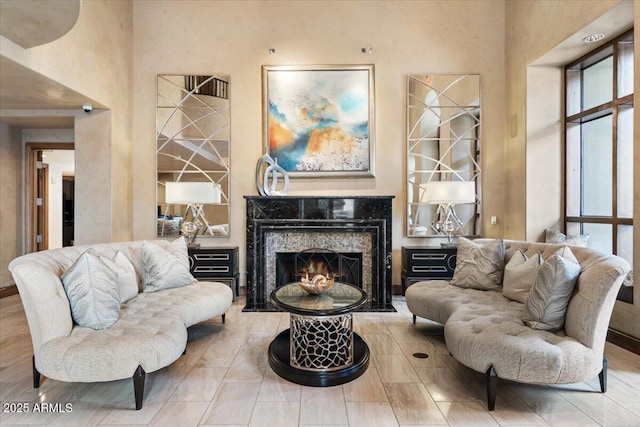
[[142, 237, 196, 293], [522, 247, 581, 331], [100, 251, 138, 303], [545, 229, 590, 247], [61, 250, 121, 330], [450, 237, 505, 291], [503, 250, 542, 304]]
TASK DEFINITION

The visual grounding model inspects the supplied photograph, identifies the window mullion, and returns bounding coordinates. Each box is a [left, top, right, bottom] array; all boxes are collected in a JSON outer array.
[[612, 39, 619, 254]]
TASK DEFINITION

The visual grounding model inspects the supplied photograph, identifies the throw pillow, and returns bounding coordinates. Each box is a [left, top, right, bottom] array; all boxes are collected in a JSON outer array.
[[502, 250, 542, 304], [522, 246, 581, 331], [100, 251, 138, 303], [545, 229, 590, 247], [450, 237, 505, 291], [61, 250, 121, 330], [142, 237, 196, 293]]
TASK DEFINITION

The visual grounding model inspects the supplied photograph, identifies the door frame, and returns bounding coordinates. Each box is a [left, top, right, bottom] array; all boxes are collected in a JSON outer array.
[[25, 143, 75, 252]]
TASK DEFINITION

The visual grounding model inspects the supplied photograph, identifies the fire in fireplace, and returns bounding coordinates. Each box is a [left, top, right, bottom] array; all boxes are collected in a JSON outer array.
[[275, 249, 363, 289]]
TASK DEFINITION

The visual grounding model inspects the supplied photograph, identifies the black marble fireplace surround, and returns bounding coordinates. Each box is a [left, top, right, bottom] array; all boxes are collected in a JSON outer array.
[[244, 196, 395, 312]]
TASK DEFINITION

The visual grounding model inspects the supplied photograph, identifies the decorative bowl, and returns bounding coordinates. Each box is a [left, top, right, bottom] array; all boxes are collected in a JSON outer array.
[[298, 274, 335, 295]]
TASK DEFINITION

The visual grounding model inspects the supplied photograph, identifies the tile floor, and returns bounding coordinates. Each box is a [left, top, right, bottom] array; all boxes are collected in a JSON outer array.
[[1, 293, 639, 426]]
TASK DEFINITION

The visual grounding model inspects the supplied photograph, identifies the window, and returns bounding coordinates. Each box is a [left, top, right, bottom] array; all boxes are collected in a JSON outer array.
[[564, 29, 633, 268]]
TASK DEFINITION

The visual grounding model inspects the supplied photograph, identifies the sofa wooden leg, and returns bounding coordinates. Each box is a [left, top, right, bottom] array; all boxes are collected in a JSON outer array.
[[32, 355, 41, 389], [412, 314, 416, 325], [486, 365, 497, 411], [133, 365, 146, 410], [599, 357, 607, 393], [222, 314, 226, 324]]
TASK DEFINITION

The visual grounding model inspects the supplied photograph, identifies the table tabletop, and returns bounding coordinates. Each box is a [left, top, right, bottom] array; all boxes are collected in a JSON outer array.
[[270, 282, 367, 316]]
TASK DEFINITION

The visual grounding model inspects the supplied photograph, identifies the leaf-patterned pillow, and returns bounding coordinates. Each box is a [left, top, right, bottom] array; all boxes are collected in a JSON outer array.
[[61, 249, 121, 330], [522, 247, 581, 331], [450, 238, 505, 291], [141, 237, 196, 293]]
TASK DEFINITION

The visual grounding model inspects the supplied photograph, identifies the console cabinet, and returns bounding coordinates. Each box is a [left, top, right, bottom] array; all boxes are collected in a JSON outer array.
[[401, 246, 457, 295], [188, 247, 239, 299]]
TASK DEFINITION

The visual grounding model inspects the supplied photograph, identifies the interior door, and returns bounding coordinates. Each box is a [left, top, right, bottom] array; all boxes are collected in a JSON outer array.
[[26, 143, 74, 252], [33, 150, 48, 251]]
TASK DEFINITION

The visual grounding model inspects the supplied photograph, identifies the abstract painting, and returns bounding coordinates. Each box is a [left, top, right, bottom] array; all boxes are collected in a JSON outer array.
[[262, 65, 375, 177]]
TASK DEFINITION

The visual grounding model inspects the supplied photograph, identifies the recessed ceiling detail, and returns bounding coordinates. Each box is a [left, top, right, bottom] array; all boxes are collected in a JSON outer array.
[[0, 0, 81, 49]]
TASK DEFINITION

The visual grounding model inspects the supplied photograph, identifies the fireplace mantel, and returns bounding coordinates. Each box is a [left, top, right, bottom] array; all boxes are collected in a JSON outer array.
[[244, 196, 394, 312]]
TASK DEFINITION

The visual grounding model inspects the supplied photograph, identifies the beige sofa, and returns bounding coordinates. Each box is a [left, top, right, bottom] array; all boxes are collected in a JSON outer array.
[[406, 239, 630, 411], [8, 240, 233, 410]]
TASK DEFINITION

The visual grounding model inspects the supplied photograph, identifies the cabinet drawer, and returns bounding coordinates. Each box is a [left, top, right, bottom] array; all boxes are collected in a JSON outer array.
[[193, 265, 231, 275], [410, 252, 450, 262], [410, 265, 451, 274], [192, 252, 231, 263]]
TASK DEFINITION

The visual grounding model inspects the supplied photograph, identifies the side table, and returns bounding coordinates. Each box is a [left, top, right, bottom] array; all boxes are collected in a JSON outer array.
[[188, 247, 239, 299], [401, 246, 457, 295], [268, 282, 369, 387]]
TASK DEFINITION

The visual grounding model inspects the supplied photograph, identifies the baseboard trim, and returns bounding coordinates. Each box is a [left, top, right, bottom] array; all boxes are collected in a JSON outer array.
[[0, 285, 18, 299], [607, 328, 640, 355]]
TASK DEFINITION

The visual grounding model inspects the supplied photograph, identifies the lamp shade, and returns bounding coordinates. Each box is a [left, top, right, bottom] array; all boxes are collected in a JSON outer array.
[[165, 181, 221, 204], [423, 181, 475, 204]]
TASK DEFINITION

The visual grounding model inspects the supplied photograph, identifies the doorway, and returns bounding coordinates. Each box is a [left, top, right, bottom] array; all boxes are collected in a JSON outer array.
[[26, 143, 75, 251]]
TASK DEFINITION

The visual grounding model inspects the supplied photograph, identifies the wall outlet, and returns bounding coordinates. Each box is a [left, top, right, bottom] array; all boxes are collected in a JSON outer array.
[[491, 216, 498, 225]]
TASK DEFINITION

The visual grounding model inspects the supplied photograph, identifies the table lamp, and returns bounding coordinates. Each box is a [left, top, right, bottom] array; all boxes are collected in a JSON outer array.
[[165, 181, 222, 247], [424, 181, 476, 244]]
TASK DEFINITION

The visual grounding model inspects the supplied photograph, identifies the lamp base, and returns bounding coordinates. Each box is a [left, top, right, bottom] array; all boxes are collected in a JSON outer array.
[[440, 242, 458, 249], [187, 242, 201, 249]]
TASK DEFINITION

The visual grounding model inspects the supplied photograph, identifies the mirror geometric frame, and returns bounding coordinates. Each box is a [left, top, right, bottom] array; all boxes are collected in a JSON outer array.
[[156, 74, 231, 238], [406, 74, 481, 238]]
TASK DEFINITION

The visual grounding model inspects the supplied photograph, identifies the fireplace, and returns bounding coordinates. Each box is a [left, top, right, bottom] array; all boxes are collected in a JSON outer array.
[[275, 250, 363, 289], [244, 196, 394, 311]]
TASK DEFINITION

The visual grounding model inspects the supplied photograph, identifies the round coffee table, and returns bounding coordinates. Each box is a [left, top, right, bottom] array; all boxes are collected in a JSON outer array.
[[268, 282, 370, 386]]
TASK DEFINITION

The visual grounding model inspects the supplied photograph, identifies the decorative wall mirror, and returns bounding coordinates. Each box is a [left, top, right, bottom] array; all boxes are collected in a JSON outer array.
[[406, 74, 481, 238], [157, 74, 230, 238]]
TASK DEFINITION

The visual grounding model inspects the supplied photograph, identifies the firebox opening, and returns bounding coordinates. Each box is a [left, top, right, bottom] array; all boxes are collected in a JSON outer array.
[[275, 250, 363, 289]]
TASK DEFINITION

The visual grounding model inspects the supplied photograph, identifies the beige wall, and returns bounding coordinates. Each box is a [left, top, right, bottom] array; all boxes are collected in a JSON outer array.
[[132, 0, 507, 288], [0, 0, 134, 246], [505, 0, 639, 339], [0, 123, 23, 288]]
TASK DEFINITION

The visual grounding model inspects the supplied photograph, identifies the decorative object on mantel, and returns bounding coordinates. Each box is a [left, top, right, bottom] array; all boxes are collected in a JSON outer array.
[[262, 64, 375, 178], [424, 180, 476, 244], [255, 154, 289, 196], [165, 181, 222, 248]]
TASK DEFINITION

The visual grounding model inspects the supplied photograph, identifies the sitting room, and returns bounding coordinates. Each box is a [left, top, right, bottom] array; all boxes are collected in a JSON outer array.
[[0, 0, 638, 426]]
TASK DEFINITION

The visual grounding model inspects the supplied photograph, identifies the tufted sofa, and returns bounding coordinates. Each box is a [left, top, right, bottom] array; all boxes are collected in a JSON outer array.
[[8, 240, 233, 410], [406, 239, 630, 410]]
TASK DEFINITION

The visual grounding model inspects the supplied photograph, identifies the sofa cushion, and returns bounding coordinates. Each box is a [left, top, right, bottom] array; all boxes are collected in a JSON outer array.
[[503, 250, 542, 304], [100, 251, 138, 303], [450, 237, 505, 291], [36, 281, 233, 383], [142, 237, 196, 293], [61, 250, 121, 330], [522, 247, 581, 331]]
